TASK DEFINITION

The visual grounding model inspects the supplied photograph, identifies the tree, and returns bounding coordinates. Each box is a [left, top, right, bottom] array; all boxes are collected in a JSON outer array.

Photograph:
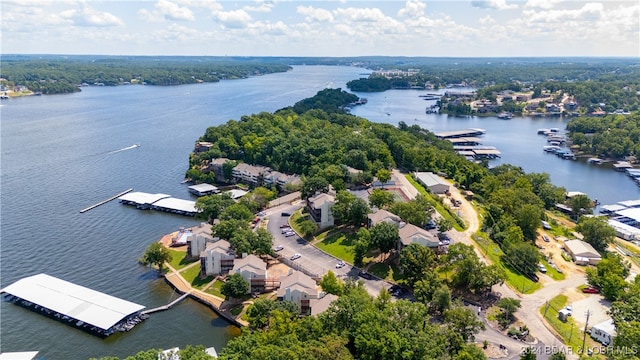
[[320, 270, 344, 295], [389, 195, 433, 227], [302, 176, 329, 199], [246, 298, 298, 329], [567, 194, 594, 216], [370, 222, 399, 259], [298, 220, 318, 238], [368, 188, 395, 209], [586, 253, 630, 301], [221, 273, 249, 299], [195, 193, 234, 223], [437, 218, 453, 232], [443, 305, 486, 341], [431, 285, 452, 315], [514, 204, 543, 240], [399, 243, 436, 287], [375, 169, 391, 187], [213, 218, 250, 240], [576, 216, 616, 252], [332, 190, 370, 227], [250, 187, 276, 209], [253, 229, 275, 256], [219, 203, 254, 222], [502, 239, 539, 277], [496, 297, 521, 329], [354, 228, 371, 267], [414, 272, 442, 303], [140, 242, 173, 274]]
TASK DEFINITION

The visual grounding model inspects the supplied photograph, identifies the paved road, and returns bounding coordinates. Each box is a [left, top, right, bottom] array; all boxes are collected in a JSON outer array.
[[264, 202, 390, 297]]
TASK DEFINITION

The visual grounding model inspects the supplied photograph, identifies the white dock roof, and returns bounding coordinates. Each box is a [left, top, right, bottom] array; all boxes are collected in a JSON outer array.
[[119, 192, 170, 205], [616, 208, 640, 222], [153, 197, 198, 213], [618, 199, 640, 208], [0, 352, 40, 360], [1, 274, 145, 331], [188, 183, 219, 193]]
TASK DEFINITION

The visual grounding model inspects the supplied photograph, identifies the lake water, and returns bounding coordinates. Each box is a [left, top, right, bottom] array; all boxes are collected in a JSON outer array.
[[1, 66, 637, 359]]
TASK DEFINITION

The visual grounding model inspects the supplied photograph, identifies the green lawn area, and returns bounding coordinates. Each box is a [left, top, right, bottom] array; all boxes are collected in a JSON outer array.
[[474, 234, 542, 294], [180, 264, 215, 290], [404, 175, 465, 231], [167, 248, 197, 271], [230, 305, 244, 316], [290, 209, 313, 237], [614, 240, 640, 268], [204, 280, 224, 298], [315, 230, 358, 264], [368, 262, 405, 282], [540, 295, 603, 357], [540, 259, 565, 281]]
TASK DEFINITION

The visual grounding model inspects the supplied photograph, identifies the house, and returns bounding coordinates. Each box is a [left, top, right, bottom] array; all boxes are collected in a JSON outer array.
[[590, 319, 616, 346], [277, 270, 337, 316], [186, 223, 215, 257], [200, 240, 234, 276], [231, 163, 271, 185], [194, 142, 213, 154], [209, 158, 230, 182], [398, 223, 442, 252], [231, 254, 267, 294], [414, 172, 450, 194], [307, 192, 335, 229], [368, 209, 401, 228], [564, 239, 602, 265]]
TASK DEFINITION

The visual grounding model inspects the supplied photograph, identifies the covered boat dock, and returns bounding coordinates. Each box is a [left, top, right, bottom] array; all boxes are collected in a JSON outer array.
[[435, 128, 486, 139], [1, 274, 146, 337], [119, 191, 200, 216]]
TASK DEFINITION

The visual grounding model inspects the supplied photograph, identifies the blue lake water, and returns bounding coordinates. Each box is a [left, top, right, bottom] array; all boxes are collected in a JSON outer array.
[[1, 66, 637, 359]]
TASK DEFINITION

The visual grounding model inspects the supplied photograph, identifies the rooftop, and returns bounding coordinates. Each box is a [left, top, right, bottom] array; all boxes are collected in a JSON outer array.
[[1, 274, 145, 331]]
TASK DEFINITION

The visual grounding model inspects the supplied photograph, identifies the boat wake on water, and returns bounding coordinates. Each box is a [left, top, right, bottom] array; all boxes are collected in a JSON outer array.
[[107, 144, 140, 154]]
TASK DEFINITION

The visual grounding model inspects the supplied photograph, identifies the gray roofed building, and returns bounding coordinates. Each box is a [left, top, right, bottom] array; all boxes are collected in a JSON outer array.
[[367, 209, 401, 228], [398, 223, 441, 250], [564, 239, 601, 265], [307, 193, 335, 229], [414, 172, 450, 194], [232, 254, 267, 293]]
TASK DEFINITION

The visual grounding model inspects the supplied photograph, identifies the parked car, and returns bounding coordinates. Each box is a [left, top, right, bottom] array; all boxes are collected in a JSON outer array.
[[281, 212, 291, 217], [582, 287, 600, 294], [284, 232, 296, 237], [539, 264, 547, 273], [274, 245, 284, 252], [565, 305, 573, 316], [336, 261, 346, 268], [280, 224, 291, 228], [425, 220, 437, 230], [281, 228, 292, 234], [290, 253, 301, 260], [542, 235, 550, 242]]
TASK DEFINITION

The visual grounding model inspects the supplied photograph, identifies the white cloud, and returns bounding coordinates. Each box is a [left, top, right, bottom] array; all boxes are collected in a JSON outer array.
[[471, 0, 518, 10], [479, 15, 495, 25], [397, 0, 426, 18], [214, 9, 252, 29], [524, 0, 563, 10], [333, 7, 389, 22], [60, 6, 123, 27], [248, 20, 288, 35], [243, 0, 274, 13], [154, 0, 195, 21], [139, 0, 194, 22], [297, 6, 334, 22]]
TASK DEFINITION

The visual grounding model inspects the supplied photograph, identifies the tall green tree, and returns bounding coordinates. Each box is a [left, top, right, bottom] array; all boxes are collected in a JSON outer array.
[[576, 216, 616, 252], [370, 221, 399, 259], [195, 192, 234, 223], [443, 305, 485, 341], [140, 242, 173, 274], [368, 188, 395, 209], [320, 270, 344, 295], [221, 273, 250, 299], [399, 243, 436, 287]]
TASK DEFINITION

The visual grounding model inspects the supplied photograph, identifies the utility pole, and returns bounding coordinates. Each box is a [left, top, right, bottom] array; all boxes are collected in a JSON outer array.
[[581, 310, 591, 354]]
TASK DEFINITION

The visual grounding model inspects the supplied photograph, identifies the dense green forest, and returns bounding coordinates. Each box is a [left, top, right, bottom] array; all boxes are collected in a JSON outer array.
[[566, 112, 640, 158], [0, 55, 291, 94]]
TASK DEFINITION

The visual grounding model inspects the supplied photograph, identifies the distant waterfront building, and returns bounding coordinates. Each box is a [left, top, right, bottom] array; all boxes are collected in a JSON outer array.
[[200, 240, 234, 276], [277, 270, 338, 316], [414, 172, 450, 194], [231, 254, 268, 294]]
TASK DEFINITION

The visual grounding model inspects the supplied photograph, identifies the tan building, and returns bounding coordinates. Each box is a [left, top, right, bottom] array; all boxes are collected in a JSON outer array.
[[231, 254, 267, 294], [200, 240, 234, 276], [564, 240, 601, 265], [367, 209, 401, 228], [398, 223, 442, 252], [307, 192, 335, 229], [277, 270, 338, 316]]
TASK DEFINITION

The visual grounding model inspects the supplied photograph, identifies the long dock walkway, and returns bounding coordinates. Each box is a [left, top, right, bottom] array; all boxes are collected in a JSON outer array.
[[141, 292, 191, 315], [80, 188, 133, 213]]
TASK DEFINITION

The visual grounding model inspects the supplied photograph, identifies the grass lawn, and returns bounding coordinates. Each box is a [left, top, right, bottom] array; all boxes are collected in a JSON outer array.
[[540, 259, 565, 281], [474, 234, 542, 294], [613, 240, 640, 268], [204, 280, 224, 298], [290, 209, 313, 238], [180, 264, 215, 289], [540, 295, 603, 358], [315, 230, 358, 264], [230, 305, 244, 316], [167, 248, 197, 271], [404, 175, 465, 231], [368, 262, 406, 282]]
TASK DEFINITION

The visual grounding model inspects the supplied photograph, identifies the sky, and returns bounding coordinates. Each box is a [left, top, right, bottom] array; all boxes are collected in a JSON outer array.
[[1, 0, 639, 57]]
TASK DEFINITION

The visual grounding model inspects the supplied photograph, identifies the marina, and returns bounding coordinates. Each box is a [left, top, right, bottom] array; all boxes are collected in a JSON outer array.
[[1, 274, 147, 338], [434, 128, 486, 139]]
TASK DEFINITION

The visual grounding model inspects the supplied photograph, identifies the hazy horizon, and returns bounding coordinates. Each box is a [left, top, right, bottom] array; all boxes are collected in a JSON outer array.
[[2, 1, 638, 58]]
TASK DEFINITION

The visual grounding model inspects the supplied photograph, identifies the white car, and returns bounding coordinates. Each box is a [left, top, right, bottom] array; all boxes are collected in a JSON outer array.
[[565, 305, 572, 316], [290, 253, 301, 260], [336, 261, 346, 268], [284, 232, 296, 237], [274, 245, 284, 252]]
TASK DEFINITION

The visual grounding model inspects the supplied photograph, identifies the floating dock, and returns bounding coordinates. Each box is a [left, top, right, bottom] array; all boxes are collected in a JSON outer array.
[[119, 191, 200, 216], [435, 128, 486, 139], [141, 292, 190, 315], [80, 188, 133, 213], [1, 274, 146, 337]]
